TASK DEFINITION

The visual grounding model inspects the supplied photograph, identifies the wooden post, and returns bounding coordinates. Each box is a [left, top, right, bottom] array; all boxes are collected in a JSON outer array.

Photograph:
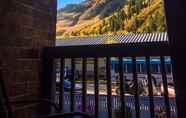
[[40, 49, 54, 115], [164, 0, 186, 117]]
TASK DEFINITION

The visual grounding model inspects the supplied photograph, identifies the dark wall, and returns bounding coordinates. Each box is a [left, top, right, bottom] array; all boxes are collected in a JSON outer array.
[[0, 0, 56, 117]]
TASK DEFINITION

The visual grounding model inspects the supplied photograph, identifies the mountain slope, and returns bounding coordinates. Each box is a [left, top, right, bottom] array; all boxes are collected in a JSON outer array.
[[56, 0, 167, 39]]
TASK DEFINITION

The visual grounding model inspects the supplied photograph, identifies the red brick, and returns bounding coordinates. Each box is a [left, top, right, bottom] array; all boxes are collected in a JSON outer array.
[[0, 0, 56, 117]]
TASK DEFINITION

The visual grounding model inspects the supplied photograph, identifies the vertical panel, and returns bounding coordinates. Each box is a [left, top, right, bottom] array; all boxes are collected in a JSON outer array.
[[59, 58, 64, 113], [119, 57, 125, 117], [132, 57, 140, 118], [82, 58, 87, 112], [71, 58, 75, 112], [106, 57, 112, 118], [146, 56, 155, 118], [94, 58, 99, 118], [160, 56, 171, 118]]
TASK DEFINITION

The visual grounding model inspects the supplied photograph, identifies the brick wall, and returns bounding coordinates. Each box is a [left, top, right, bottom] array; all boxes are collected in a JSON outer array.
[[0, 0, 56, 117]]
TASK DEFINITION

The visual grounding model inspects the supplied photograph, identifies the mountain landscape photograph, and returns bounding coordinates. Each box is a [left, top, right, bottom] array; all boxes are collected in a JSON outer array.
[[56, 0, 167, 39]]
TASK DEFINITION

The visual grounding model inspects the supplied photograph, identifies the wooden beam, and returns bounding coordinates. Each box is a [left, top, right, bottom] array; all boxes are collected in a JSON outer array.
[[164, 0, 186, 117]]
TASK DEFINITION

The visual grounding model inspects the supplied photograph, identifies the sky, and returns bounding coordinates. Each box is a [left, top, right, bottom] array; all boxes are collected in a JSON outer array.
[[57, 0, 85, 10]]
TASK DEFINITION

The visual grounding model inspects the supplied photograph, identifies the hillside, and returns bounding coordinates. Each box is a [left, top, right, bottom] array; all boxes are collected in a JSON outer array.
[[56, 0, 167, 39]]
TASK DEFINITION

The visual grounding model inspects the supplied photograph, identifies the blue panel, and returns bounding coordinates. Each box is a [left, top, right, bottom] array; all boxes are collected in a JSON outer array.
[[110, 58, 171, 65]]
